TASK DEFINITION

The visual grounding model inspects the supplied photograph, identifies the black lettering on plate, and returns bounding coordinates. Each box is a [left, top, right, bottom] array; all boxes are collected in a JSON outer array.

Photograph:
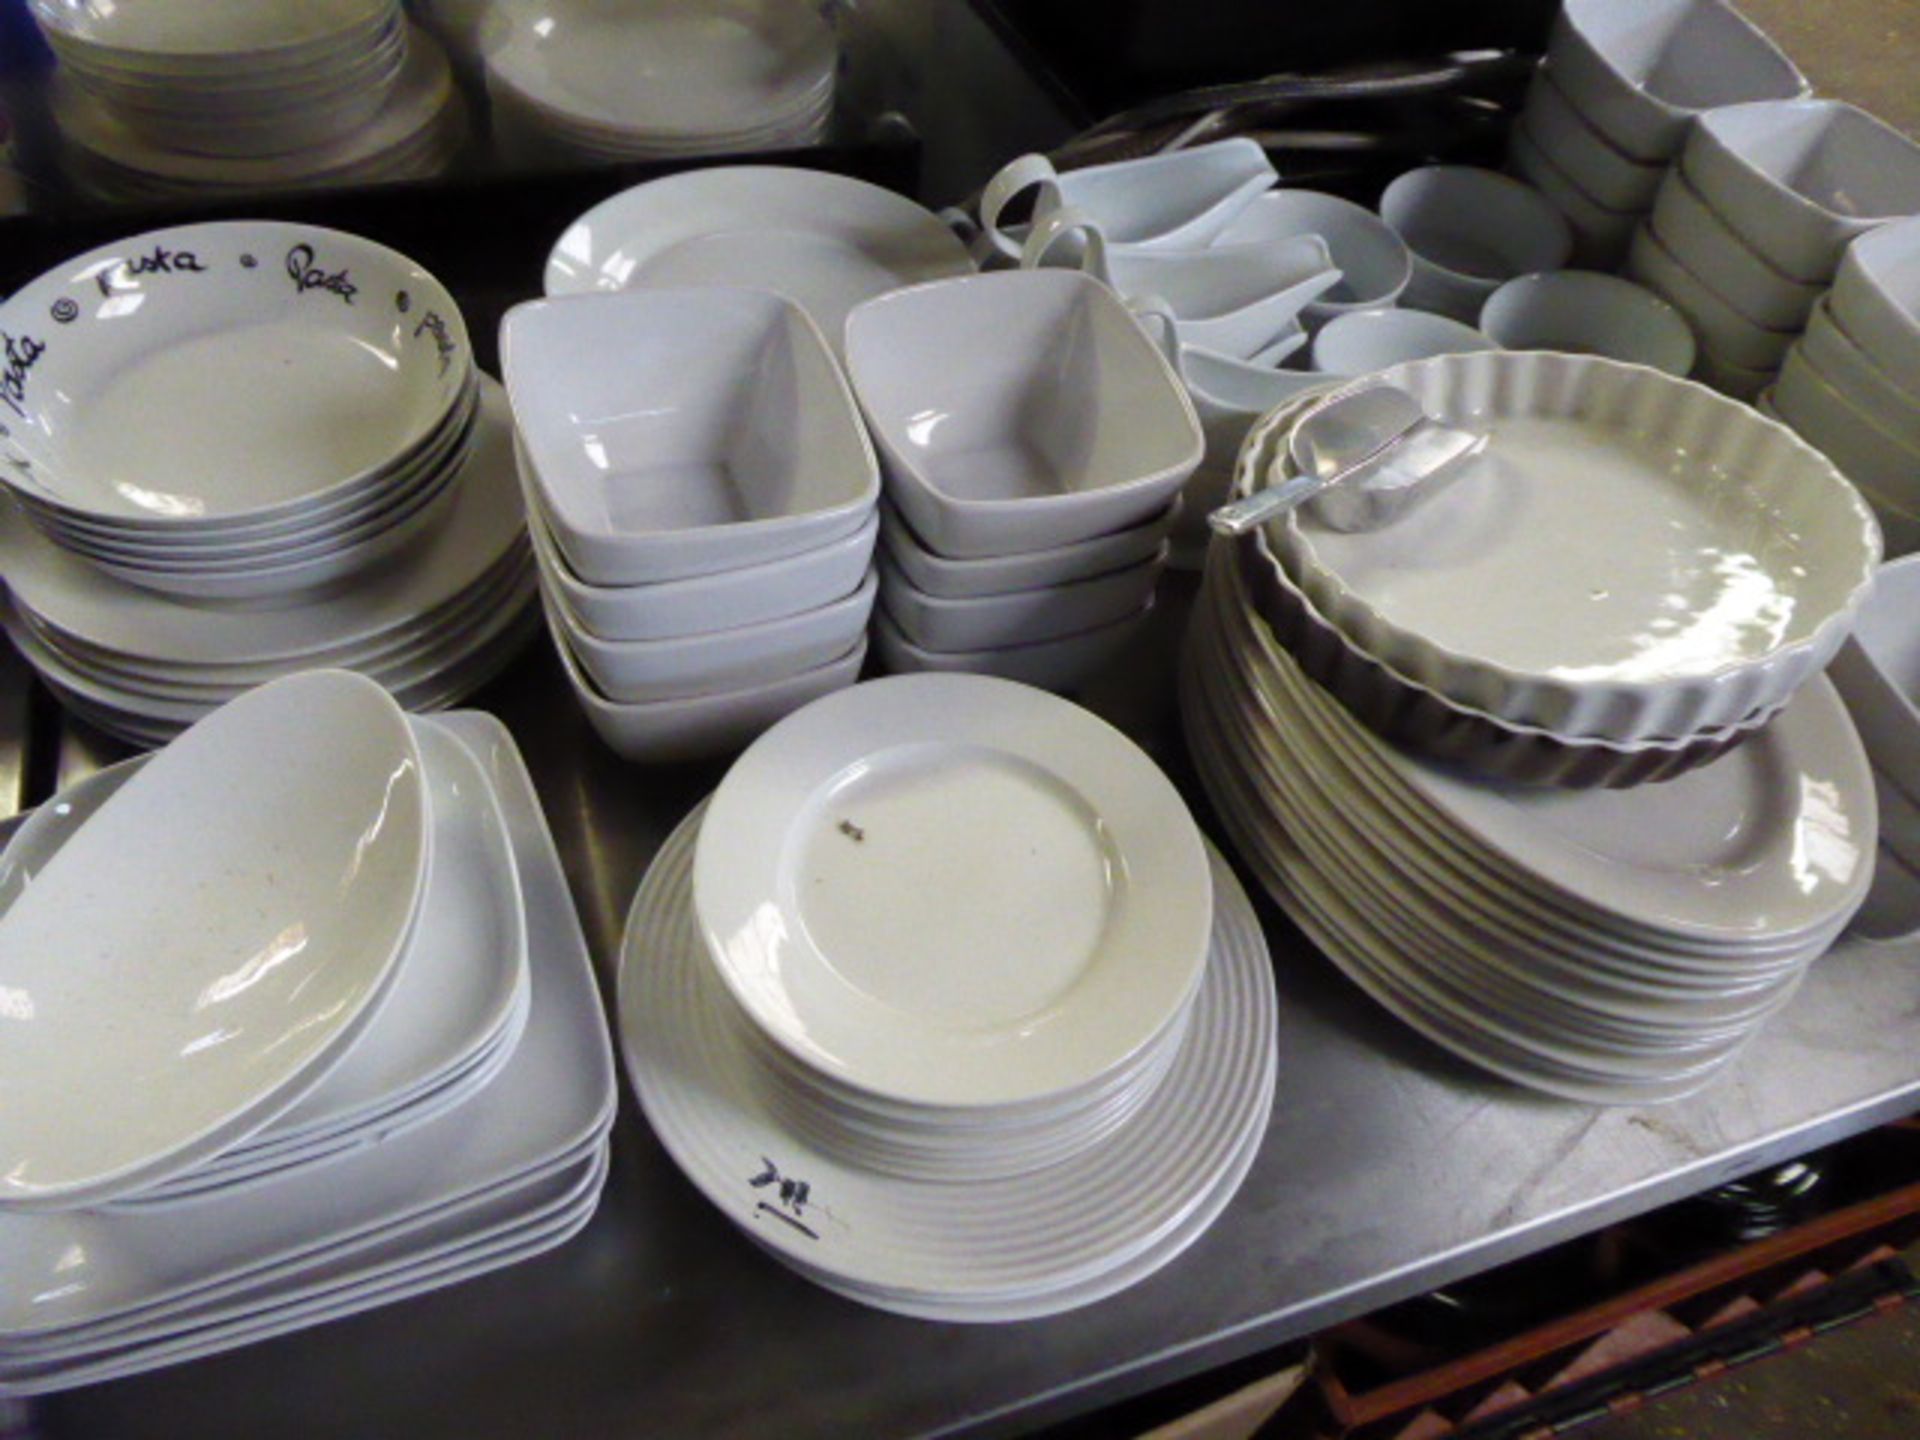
[[0, 331, 48, 420], [95, 245, 209, 298], [285, 244, 358, 304]]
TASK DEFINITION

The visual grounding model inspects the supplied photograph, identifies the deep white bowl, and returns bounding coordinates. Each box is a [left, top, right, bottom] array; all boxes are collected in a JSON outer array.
[[873, 599, 1152, 693], [1507, 120, 1641, 269], [1479, 271, 1695, 376], [1625, 223, 1797, 372], [1773, 345, 1920, 505], [1545, 0, 1809, 162], [502, 286, 877, 586], [1799, 299, 1920, 447], [1648, 169, 1825, 331], [1831, 215, 1920, 381], [843, 271, 1202, 560], [879, 544, 1164, 651], [1521, 65, 1667, 213], [1685, 100, 1920, 284], [880, 497, 1176, 600], [1378, 166, 1572, 322]]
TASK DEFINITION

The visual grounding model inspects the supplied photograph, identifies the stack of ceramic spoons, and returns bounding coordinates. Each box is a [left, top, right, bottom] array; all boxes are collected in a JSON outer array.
[[620, 673, 1278, 1319], [0, 678, 615, 1395]]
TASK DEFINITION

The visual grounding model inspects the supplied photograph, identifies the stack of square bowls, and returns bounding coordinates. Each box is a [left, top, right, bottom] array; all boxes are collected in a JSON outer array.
[[502, 287, 880, 762], [1629, 100, 1920, 400], [1508, 0, 1808, 268], [843, 270, 1202, 693], [1764, 217, 1920, 555]]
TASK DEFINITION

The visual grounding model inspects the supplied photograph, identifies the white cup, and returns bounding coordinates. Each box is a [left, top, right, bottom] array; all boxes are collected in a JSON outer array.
[[1379, 165, 1573, 322], [1023, 206, 1339, 360], [977, 139, 1277, 263], [1479, 271, 1696, 377], [1310, 308, 1498, 376]]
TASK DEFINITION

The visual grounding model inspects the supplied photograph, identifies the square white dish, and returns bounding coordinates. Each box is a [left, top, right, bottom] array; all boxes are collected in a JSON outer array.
[[879, 547, 1164, 651], [843, 271, 1202, 560], [1648, 168, 1824, 330], [502, 286, 878, 585], [879, 498, 1176, 600], [873, 598, 1153, 693], [1830, 217, 1920, 381]]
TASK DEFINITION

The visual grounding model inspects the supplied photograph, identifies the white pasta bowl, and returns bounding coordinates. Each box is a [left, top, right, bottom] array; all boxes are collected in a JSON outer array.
[[843, 270, 1202, 560], [0, 669, 430, 1210], [502, 286, 878, 586], [0, 221, 470, 530], [1265, 350, 1882, 742]]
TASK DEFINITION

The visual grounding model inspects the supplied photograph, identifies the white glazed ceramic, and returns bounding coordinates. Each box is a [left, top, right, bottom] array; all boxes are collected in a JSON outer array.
[[1024, 209, 1338, 360], [1798, 300, 1920, 450], [542, 168, 974, 349], [623, 806, 1274, 1316], [559, 569, 877, 704], [1687, 346, 1774, 403], [1378, 166, 1572, 322], [554, 623, 867, 763], [0, 671, 429, 1211], [693, 673, 1211, 1106], [1625, 223, 1797, 372], [503, 287, 877, 585], [1831, 217, 1920, 382], [1310, 307, 1496, 375], [879, 544, 1164, 651], [33, 0, 391, 56], [1212, 188, 1412, 321], [1829, 556, 1920, 760], [872, 599, 1152, 691], [1519, 65, 1667, 213], [525, 484, 876, 641], [880, 499, 1175, 600], [1648, 169, 1826, 330], [1544, 0, 1809, 163], [1507, 120, 1640, 269], [482, 0, 834, 151], [1270, 350, 1883, 741], [976, 138, 1276, 263], [0, 221, 469, 526], [1772, 345, 1920, 504], [1479, 270, 1695, 376], [1685, 100, 1920, 284], [843, 270, 1202, 559]]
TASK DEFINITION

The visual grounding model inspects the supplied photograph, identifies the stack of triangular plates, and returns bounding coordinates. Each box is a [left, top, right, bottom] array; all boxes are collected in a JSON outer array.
[[620, 673, 1277, 1319], [0, 691, 614, 1396], [485, 0, 835, 163], [1183, 533, 1879, 1104]]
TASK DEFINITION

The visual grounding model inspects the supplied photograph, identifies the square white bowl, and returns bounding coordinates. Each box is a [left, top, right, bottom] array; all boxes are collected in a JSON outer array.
[[879, 497, 1176, 599], [872, 597, 1153, 693], [1649, 168, 1825, 331], [1507, 121, 1641, 269], [1832, 218, 1920, 381], [502, 286, 878, 586], [1686, 101, 1920, 284], [878, 544, 1164, 651], [1800, 299, 1920, 448], [1546, 0, 1808, 162], [1523, 65, 1667, 213], [1626, 222, 1796, 371], [549, 568, 877, 703], [525, 477, 877, 641], [553, 624, 868, 763], [1774, 344, 1920, 504], [843, 270, 1202, 560]]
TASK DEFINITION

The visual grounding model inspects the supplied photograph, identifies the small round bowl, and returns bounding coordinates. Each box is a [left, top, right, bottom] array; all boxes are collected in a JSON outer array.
[[1213, 189, 1412, 321], [1379, 166, 1573, 322], [1310, 308, 1496, 376], [1685, 100, 1920, 284], [1480, 271, 1696, 376], [1831, 216, 1920, 381]]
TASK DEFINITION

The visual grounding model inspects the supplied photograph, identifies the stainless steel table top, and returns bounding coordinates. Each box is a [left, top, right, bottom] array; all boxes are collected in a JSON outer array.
[[25, 579, 1920, 1439]]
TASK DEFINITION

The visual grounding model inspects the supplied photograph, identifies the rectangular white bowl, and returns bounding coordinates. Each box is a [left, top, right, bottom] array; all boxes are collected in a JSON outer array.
[[548, 569, 877, 703], [879, 497, 1176, 600], [872, 598, 1153, 694], [502, 287, 878, 585], [1652, 168, 1824, 331], [878, 545, 1164, 651], [1626, 222, 1797, 371], [844, 271, 1202, 560], [1523, 65, 1667, 213]]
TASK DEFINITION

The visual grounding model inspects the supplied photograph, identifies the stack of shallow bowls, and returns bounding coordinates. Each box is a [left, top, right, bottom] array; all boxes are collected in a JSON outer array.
[[1231, 351, 1881, 789], [1508, 0, 1808, 268], [37, 3, 464, 199], [0, 674, 615, 1393], [1628, 100, 1920, 400], [484, 0, 835, 163], [1760, 219, 1920, 555], [503, 287, 880, 763], [844, 270, 1202, 692], [1830, 556, 1920, 942], [0, 222, 534, 745], [620, 673, 1277, 1319]]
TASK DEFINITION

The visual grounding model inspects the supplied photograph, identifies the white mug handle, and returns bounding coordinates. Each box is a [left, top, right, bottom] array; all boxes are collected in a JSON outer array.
[[1125, 294, 1184, 377], [1020, 205, 1112, 284], [979, 153, 1064, 262]]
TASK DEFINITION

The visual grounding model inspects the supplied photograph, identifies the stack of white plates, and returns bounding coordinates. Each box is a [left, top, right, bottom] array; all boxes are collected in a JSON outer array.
[[1184, 541, 1878, 1104], [485, 0, 835, 163], [0, 676, 615, 1394], [503, 285, 880, 763], [620, 673, 1277, 1319], [0, 222, 532, 745], [38, 3, 465, 199]]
